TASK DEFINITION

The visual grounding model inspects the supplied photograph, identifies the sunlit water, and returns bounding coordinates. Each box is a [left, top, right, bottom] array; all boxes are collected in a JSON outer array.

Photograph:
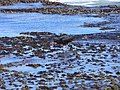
[[0, 13, 111, 37], [49, 0, 120, 7]]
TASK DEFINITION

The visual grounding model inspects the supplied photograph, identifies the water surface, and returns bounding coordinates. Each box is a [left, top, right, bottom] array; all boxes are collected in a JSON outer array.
[[0, 13, 110, 37], [0, 2, 43, 9]]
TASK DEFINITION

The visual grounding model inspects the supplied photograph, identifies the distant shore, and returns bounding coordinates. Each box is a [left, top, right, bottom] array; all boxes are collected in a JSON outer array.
[[0, 0, 120, 15]]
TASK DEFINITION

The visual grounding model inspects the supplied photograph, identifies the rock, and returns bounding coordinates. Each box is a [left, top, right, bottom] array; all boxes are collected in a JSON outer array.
[[26, 64, 42, 68], [54, 36, 74, 45]]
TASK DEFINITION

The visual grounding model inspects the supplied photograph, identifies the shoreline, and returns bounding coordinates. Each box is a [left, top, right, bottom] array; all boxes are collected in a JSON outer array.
[[0, 1, 120, 90], [0, 31, 120, 89], [0, 0, 119, 15]]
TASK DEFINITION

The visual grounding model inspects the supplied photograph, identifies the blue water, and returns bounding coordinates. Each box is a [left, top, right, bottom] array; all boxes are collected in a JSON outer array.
[[0, 2, 43, 9], [0, 13, 111, 37], [0, 1, 118, 37]]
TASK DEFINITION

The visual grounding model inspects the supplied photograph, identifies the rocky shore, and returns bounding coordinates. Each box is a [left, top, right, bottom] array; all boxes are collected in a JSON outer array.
[[0, 32, 120, 89], [0, 0, 120, 90], [0, 0, 66, 6], [0, 0, 120, 15], [0, 32, 120, 57]]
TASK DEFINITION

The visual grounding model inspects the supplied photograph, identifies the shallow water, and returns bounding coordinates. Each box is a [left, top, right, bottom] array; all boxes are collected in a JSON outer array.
[[0, 3, 43, 9], [0, 13, 111, 37], [0, 41, 120, 89], [0, 1, 119, 89]]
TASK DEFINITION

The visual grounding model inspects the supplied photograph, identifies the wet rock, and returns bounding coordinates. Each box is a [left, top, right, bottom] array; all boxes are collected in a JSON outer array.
[[100, 27, 115, 30], [38, 85, 49, 90], [83, 21, 110, 28], [21, 85, 29, 90], [0, 31, 120, 89], [116, 72, 120, 75], [26, 64, 42, 68], [54, 35, 74, 45]]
